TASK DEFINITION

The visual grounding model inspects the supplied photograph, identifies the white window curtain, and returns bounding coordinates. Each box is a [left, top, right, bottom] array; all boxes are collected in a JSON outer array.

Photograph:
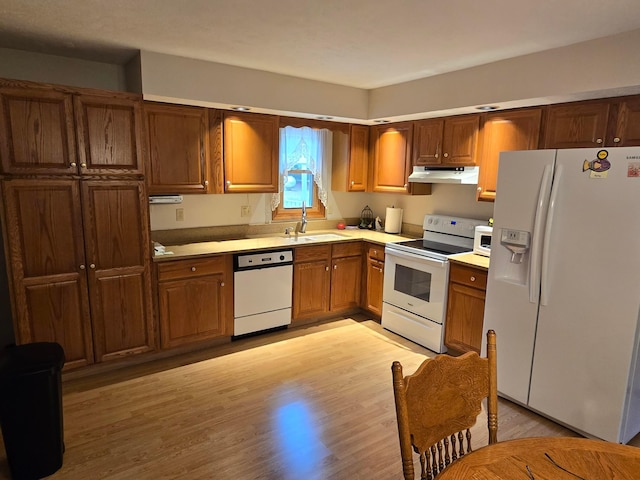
[[271, 126, 333, 211]]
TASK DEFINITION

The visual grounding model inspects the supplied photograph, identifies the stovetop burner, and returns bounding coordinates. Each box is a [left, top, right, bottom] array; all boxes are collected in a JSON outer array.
[[385, 214, 487, 261], [393, 239, 473, 256]]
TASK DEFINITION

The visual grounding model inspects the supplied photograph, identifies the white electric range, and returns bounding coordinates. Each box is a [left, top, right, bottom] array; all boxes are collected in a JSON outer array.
[[382, 214, 485, 353]]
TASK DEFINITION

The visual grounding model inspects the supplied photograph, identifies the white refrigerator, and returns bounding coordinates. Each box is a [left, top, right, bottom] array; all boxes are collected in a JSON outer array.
[[483, 147, 640, 443]]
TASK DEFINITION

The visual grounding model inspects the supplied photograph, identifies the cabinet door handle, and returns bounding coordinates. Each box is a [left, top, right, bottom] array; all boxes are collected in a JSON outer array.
[[470, 276, 476, 282], [226, 180, 231, 185], [81, 163, 87, 168], [191, 267, 197, 272], [204, 180, 209, 186], [79, 264, 86, 270], [443, 152, 449, 158], [333, 264, 337, 269], [70, 162, 77, 167], [220, 281, 225, 287], [434, 153, 439, 159], [89, 264, 96, 269], [613, 137, 621, 143], [350, 180, 355, 186], [325, 266, 329, 271], [596, 138, 603, 144]]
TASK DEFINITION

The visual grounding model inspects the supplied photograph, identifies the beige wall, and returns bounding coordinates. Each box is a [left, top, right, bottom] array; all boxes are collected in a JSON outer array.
[[139, 51, 369, 122], [150, 186, 494, 231], [0, 47, 127, 91], [369, 29, 640, 121]]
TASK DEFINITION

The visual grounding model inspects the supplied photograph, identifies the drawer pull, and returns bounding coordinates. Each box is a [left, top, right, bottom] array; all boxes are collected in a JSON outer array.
[[191, 267, 196, 272], [220, 282, 225, 287], [470, 276, 476, 282]]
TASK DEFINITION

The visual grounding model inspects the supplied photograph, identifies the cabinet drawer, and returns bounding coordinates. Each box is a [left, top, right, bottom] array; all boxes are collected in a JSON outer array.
[[367, 244, 385, 261], [295, 244, 331, 263], [449, 263, 487, 290], [157, 256, 228, 281], [332, 241, 362, 258]]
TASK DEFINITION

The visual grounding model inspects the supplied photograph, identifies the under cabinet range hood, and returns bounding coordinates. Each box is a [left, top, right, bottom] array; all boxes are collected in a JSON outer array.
[[408, 166, 480, 184], [149, 195, 183, 204]]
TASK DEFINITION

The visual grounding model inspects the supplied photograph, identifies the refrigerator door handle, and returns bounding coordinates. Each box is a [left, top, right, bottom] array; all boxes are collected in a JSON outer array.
[[540, 164, 563, 306], [529, 164, 554, 304]]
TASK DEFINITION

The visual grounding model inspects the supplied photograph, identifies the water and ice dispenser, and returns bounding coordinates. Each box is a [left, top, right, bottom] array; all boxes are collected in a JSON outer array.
[[501, 229, 530, 264], [496, 228, 531, 286]]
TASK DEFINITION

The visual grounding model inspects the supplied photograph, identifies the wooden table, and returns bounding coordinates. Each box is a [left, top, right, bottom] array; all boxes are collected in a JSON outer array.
[[436, 437, 640, 480]]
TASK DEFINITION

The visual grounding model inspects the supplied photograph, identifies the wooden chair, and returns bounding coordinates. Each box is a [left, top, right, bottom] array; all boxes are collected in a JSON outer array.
[[391, 330, 497, 480]]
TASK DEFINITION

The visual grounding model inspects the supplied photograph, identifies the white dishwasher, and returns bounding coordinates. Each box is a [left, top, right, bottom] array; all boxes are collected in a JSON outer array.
[[233, 249, 293, 336]]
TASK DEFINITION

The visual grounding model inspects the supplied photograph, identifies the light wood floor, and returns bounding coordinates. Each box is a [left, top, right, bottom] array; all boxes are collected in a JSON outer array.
[[1, 317, 638, 479]]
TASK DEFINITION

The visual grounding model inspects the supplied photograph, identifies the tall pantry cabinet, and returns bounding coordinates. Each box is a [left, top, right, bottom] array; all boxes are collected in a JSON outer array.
[[0, 79, 155, 369]]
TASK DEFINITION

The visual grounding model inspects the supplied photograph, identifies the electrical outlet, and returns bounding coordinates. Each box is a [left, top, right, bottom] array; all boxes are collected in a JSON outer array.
[[176, 208, 184, 221], [241, 205, 250, 217]]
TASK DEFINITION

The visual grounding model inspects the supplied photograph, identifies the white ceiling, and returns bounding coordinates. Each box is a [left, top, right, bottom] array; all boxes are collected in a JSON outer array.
[[2, 0, 640, 89]]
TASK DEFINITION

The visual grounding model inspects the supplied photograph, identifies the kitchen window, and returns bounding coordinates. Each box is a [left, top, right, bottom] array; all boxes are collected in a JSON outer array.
[[271, 126, 332, 221]]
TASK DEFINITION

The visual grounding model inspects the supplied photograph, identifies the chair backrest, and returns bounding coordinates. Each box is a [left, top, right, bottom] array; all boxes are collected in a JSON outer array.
[[392, 330, 497, 480]]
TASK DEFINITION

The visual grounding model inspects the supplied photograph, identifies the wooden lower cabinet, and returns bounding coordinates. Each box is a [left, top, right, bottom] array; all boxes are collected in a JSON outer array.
[[2, 178, 155, 369], [293, 242, 362, 321], [157, 256, 233, 349], [444, 262, 488, 355], [363, 243, 385, 316]]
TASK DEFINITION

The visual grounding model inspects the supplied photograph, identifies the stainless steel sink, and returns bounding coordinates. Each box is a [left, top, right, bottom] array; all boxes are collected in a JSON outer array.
[[286, 233, 348, 242]]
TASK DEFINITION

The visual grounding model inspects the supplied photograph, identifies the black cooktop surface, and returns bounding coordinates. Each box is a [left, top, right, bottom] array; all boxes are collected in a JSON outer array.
[[393, 239, 471, 256]]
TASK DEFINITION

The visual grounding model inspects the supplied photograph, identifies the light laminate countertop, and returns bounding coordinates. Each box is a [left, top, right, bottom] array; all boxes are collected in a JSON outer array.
[[449, 252, 490, 270], [153, 229, 414, 262]]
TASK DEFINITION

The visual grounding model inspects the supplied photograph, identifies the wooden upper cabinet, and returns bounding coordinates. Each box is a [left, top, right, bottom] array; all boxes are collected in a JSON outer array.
[[610, 97, 640, 147], [81, 180, 155, 362], [370, 121, 413, 193], [443, 115, 480, 165], [413, 115, 479, 166], [413, 119, 444, 165], [541, 101, 610, 149], [145, 102, 209, 194], [2, 179, 94, 369], [0, 87, 77, 175], [348, 124, 369, 192], [223, 111, 279, 193], [74, 94, 145, 176], [477, 108, 542, 202]]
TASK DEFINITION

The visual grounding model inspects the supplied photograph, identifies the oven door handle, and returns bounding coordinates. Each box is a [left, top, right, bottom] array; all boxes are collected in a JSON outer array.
[[385, 248, 447, 268]]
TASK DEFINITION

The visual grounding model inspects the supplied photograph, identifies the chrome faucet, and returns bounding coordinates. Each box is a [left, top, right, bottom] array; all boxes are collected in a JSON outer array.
[[300, 200, 307, 233]]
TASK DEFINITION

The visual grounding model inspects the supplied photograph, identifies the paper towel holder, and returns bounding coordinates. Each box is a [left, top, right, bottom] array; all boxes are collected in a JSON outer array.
[[384, 206, 403, 234]]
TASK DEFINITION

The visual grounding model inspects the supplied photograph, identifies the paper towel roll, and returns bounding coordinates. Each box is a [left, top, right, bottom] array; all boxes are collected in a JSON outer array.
[[384, 207, 403, 234]]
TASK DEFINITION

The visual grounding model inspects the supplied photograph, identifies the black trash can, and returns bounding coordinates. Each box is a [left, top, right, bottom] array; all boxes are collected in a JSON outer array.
[[0, 342, 65, 480]]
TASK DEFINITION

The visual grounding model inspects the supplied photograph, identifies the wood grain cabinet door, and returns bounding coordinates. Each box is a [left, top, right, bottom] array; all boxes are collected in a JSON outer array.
[[370, 121, 413, 193], [2, 179, 94, 369], [611, 97, 640, 147], [413, 118, 445, 166], [364, 257, 384, 316], [477, 108, 542, 202], [145, 103, 209, 194], [156, 255, 232, 348], [74, 94, 145, 175], [0, 87, 77, 175], [444, 263, 488, 354], [158, 273, 227, 349], [223, 112, 279, 193], [542, 101, 610, 148], [347, 124, 369, 191], [442, 114, 480, 165], [330, 255, 362, 312], [293, 260, 330, 320], [81, 180, 155, 362]]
